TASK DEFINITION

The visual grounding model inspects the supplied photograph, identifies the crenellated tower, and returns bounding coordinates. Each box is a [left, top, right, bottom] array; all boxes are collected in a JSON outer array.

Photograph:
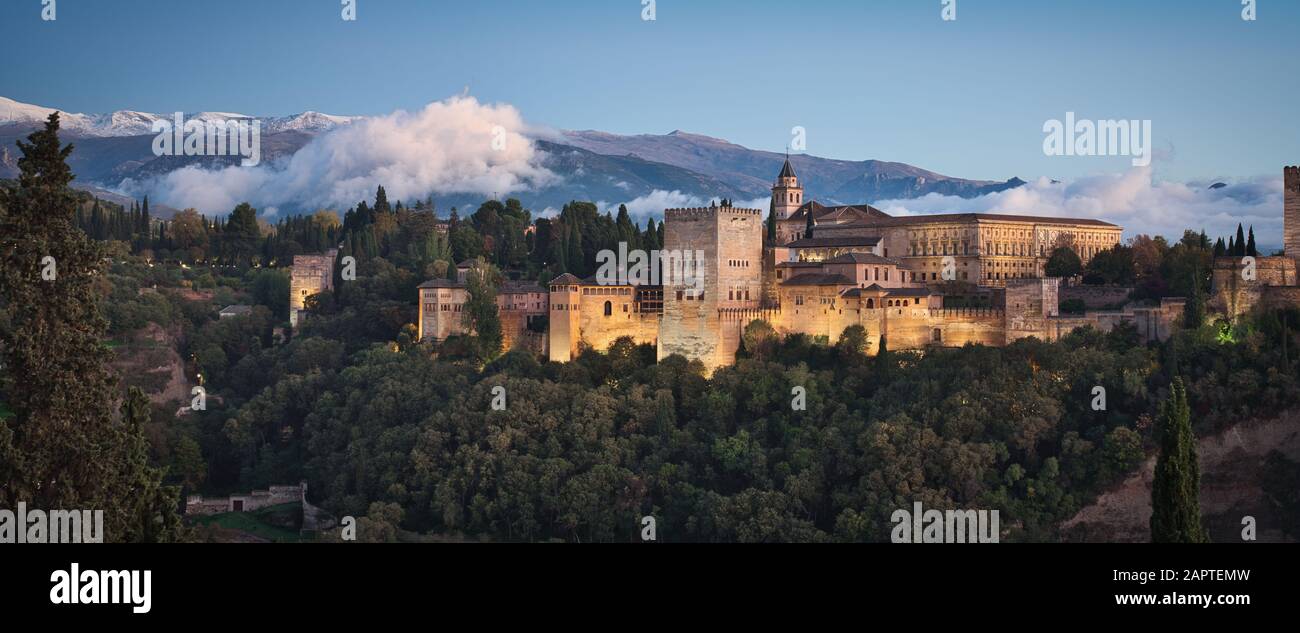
[[658, 203, 764, 370], [1285, 165, 1299, 259]]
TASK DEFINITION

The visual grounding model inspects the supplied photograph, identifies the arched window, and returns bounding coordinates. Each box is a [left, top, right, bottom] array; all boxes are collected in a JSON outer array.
[[603, 301, 612, 316], [867, 298, 875, 309]]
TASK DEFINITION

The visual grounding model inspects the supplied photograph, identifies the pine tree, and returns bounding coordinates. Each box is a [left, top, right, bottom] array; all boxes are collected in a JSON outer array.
[[374, 185, 391, 216], [0, 113, 178, 542], [1150, 378, 1209, 543]]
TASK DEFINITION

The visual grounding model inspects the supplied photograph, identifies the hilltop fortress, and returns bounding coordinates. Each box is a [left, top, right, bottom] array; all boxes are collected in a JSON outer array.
[[401, 160, 1300, 372], [1209, 166, 1300, 318]]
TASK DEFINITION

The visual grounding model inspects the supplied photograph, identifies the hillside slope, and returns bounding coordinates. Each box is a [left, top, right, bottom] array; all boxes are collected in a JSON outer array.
[[1061, 411, 1300, 543]]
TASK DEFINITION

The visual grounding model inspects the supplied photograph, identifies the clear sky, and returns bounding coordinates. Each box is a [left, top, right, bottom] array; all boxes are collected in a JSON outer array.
[[1, 0, 1296, 184]]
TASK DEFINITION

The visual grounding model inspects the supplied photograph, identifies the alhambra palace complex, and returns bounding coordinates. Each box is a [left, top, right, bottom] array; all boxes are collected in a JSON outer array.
[[289, 163, 1300, 372]]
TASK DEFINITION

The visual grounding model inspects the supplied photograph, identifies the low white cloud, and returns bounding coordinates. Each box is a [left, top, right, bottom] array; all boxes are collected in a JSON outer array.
[[598, 192, 772, 223], [874, 167, 1284, 244], [599, 190, 705, 221], [120, 96, 558, 216]]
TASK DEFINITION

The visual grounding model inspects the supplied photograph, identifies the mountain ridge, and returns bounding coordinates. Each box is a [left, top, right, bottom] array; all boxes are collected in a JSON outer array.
[[1, 96, 1025, 216]]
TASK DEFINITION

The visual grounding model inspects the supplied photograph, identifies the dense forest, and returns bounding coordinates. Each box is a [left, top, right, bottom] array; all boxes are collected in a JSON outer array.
[[3, 114, 1299, 543]]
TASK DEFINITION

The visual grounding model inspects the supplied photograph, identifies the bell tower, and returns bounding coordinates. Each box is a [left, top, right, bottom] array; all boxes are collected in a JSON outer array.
[[771, 157, 803, 221]]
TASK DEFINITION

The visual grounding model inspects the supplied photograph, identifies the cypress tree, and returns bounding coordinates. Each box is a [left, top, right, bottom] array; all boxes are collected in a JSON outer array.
[[767, 197, 777, 243], [1185, 269, 1205, 328], [1213, 237, 1225, 257], [804, 207, 815, 239], [1246, 226, 1257, 256], [1150, 378, 1209, 543], [1234, 224, 1246, 256], [0, 113, 178, 542]]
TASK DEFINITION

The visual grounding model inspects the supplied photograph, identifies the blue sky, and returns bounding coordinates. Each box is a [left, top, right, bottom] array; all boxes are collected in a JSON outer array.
[[1, 0, 1296, 184]]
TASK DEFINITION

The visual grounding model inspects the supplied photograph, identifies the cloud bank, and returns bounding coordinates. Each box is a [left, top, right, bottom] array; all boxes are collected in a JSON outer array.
[[121, 96, 558, 215], [596, 192, 770, 223], [874, 167, 1284, 244]]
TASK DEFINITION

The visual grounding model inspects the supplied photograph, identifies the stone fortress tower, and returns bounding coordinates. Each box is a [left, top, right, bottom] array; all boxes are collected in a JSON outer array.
[[1286, 166, 1300, 258], [289, 249, 338, 327], [657, 203, 765, 369]]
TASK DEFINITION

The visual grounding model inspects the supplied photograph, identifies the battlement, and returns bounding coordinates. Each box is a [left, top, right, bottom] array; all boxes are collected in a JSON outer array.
[[718, 307, 783, 322], [929, 308, 1005, 320], [664, 206, 763, 220], [1213, 254, 1296, 271]]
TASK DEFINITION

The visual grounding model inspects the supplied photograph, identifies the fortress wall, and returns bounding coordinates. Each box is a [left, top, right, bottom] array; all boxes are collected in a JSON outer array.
[[1264, 286, 1300, 311], [1060, 285, 1133, 309], [1005, 316, 1056, 343], [577, 300, 660, 354], [761, 247, 788, 306], [1210, 256, 1297, 318], [499, 311, 548, 356], [925, 309, 1006, 348], [879, 306, 943, 349]]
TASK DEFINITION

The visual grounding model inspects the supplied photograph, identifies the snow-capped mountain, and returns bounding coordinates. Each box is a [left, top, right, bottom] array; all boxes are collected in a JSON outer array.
[[0, 95, 1023, 217], [265, 111, 362, 134], [0, 96, 360, 137]]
